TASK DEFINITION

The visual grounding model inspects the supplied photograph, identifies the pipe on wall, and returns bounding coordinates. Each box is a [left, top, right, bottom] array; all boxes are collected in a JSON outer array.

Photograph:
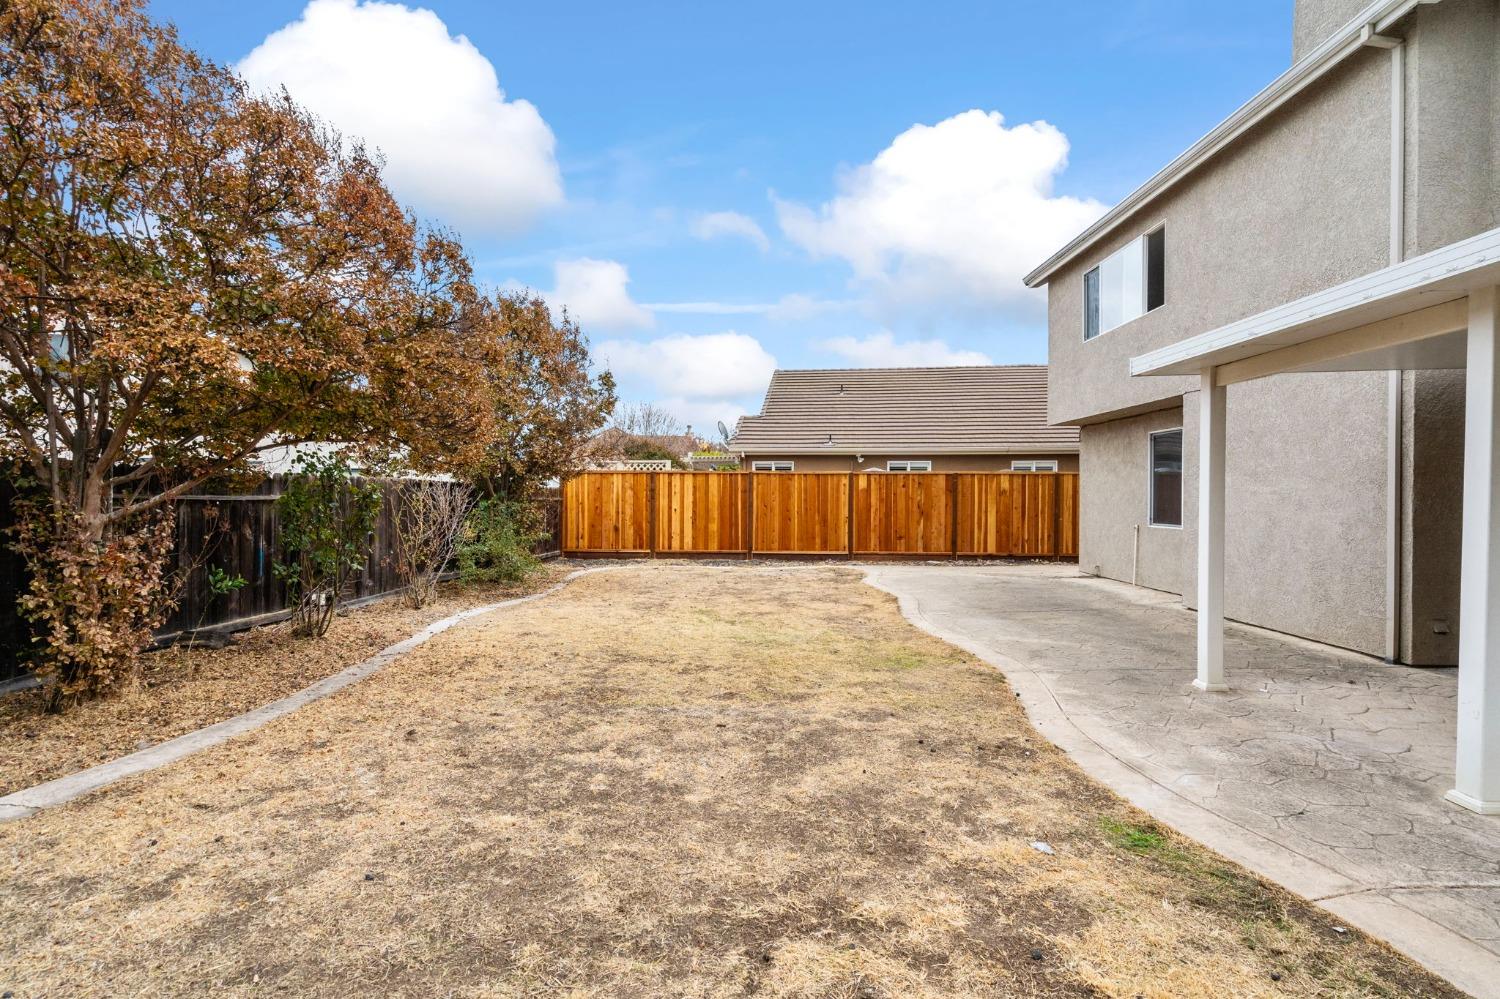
[[1363, 25, 1407, 662], [1385, 38, 1406, 663]]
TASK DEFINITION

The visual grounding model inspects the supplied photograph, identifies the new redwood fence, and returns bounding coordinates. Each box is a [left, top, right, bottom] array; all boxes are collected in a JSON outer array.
[[562, 471, 1079, 559]]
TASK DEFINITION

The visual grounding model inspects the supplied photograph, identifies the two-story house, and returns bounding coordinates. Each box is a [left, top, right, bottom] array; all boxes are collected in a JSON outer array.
[[1026, 0, 1499, 811]]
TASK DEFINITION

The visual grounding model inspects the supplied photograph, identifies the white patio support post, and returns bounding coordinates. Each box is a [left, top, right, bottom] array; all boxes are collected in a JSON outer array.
[[1195, 367, 1228, 692], [1449, 285, 1500, 814]]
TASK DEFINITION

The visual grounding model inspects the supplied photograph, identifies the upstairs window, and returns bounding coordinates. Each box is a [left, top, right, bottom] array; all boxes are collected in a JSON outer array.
[[887, 460, 932, 472], [1084, 226, 1166, 340], [1149, 429, 1183, 528]]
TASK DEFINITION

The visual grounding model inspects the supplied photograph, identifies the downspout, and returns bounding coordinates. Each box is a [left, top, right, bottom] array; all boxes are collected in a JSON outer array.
[[1364, 24, 1406, 662]]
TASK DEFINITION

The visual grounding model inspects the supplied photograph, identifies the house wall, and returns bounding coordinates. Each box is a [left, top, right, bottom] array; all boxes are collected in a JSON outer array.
[[1045, 49, 1391, 428], [737, 453, 1079, 473], [1402, 369, 1466, 665], [1182, 373, 1393, 658], [1047, 1, 1492, 664], [1047, 2, 1498, 431], [1078, 408, 1185, 594], [1292, 0, 1374, 61], [1404, 0, 1499, 259], [1080, 374, 1393, 658]]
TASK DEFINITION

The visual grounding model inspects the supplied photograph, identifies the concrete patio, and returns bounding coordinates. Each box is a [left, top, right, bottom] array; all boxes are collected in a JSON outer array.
[[866, 562, 1500, 997]]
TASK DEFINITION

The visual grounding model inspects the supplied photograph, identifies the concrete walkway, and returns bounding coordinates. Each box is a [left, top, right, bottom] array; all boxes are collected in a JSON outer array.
[[866, 562, 1500, 998]]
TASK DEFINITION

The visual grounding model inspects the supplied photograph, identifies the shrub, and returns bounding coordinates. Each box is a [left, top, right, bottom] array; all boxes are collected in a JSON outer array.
[[392, 479, 474, 608], [12, 496, 176, 711], [456, 499, 543, 585], [274, 453, 381, 638]]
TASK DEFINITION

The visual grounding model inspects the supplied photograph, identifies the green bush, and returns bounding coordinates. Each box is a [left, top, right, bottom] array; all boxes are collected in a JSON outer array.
[[274, 453, 381, 638], [456, 499, 543, 584]]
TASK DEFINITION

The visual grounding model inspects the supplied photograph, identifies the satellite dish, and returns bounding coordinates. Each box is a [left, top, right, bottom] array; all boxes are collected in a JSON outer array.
[[716, 420, 730, 441]]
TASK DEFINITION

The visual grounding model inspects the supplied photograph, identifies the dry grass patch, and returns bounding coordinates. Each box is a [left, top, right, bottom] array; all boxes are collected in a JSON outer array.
[[0, 562, 572, 794], [0, 564, 1460, 998]]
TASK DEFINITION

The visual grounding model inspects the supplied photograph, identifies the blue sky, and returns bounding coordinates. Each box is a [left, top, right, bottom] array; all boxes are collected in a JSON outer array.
[[150, 0, 1293, 436]]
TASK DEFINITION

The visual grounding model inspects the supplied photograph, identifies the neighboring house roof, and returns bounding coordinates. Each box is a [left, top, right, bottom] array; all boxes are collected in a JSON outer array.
[[1022, 0, 1425, 288], [728, 366, 1079, 455]]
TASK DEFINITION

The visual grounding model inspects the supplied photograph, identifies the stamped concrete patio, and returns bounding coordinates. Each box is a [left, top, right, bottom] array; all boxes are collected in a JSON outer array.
[[866, 562, 1500, 997]]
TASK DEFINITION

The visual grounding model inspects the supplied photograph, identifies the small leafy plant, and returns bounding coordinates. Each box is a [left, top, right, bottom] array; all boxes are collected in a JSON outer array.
[[456, 499, 543, 585], [274, 452, 381, 638]]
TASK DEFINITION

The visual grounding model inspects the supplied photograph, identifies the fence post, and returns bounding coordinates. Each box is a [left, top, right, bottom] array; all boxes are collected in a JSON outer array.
[[745, 471, 755, 561], [950, 474, 960, 561], [846, 470, 855, 558], [1052, 472, 1063, 559], [648, 472, 657, 559]]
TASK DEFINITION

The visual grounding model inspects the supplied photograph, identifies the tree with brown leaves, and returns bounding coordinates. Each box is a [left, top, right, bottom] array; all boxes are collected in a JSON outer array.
[[476, 293, 616, 499], [0, 0, 497, 704]]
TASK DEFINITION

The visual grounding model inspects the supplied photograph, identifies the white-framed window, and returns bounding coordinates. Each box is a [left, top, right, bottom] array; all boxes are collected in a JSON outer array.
[[886, 460, 932, 472], [752, 460, 794, 472], [1011, 460, 1059, 472], [1084, 226, 1165, 341], [1148, 429, 1183, 528]]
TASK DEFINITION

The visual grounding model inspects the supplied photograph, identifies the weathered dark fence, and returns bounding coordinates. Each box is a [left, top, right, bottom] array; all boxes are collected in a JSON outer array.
[[0, 479, 563, 678], [163, 474, 411, 637], [0, 481, 27, 682]]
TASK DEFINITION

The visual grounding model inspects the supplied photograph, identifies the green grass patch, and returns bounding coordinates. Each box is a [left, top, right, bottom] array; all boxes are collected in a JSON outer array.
[[1099, 817, 1166, 854]]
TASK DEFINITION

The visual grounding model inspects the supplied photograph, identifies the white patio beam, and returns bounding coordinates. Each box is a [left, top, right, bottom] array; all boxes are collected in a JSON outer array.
[[1196, 368, 1228, 692], [1213, 298, 1468, 387], [1450, 285, 1500, 814]]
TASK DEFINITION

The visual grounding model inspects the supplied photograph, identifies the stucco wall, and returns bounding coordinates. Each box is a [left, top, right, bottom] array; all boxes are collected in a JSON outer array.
[[1081, 374, 1390, 657], [1047, 51, 1392, 427], [1402, 369, 1465, 665], [738, 453, 1079, 473], [1292, 0, 1373, 61], [1078, 408, 1185, 593], [1182, 373, 1391, 658], [1405, 0, 1500, 258]]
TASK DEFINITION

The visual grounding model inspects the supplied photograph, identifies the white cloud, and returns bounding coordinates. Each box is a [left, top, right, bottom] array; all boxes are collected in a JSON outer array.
[[642, 294, 857, 320], [645, 301, 772, 316], [766, 294, 858, 323], [692, 211, 770, 252], [238, 0, 562, 235], [550, 258, 654, 331], [775, 109, 1105, 320], [596, 332, 776, 400], [818, 331, 992, 368]]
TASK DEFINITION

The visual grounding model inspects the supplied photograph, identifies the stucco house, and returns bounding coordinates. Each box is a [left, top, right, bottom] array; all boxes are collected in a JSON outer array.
[[1026, 0, 1498, 811], [727, 365, 1079, 473]]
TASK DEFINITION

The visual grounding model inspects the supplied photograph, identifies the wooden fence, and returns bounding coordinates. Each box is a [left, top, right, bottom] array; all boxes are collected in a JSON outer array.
[[562, 471, 1079, 559], [0, 481, 563, 679]]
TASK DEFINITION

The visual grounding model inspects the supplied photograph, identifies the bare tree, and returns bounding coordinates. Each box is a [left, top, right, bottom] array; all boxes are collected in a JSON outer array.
[[392, 480, 476, 609], [611, 402, 684, 439]]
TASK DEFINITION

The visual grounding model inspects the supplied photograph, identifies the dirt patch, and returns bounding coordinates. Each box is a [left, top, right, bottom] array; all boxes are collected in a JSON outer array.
[[0, 564, 1462, 998], [0, 562, 572, 794]]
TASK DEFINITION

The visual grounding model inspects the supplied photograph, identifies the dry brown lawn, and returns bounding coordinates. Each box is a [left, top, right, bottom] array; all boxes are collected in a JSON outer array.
[[0, 564, 1461, 998], [0, 562, 572, 794]]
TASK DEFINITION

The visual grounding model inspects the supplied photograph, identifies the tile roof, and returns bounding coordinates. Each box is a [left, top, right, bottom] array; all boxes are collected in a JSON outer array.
[[728, 365, 1078, 455]]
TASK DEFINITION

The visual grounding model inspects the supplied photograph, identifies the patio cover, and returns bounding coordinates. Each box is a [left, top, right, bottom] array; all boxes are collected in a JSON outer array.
[[1129, 225, 1500, 815]]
